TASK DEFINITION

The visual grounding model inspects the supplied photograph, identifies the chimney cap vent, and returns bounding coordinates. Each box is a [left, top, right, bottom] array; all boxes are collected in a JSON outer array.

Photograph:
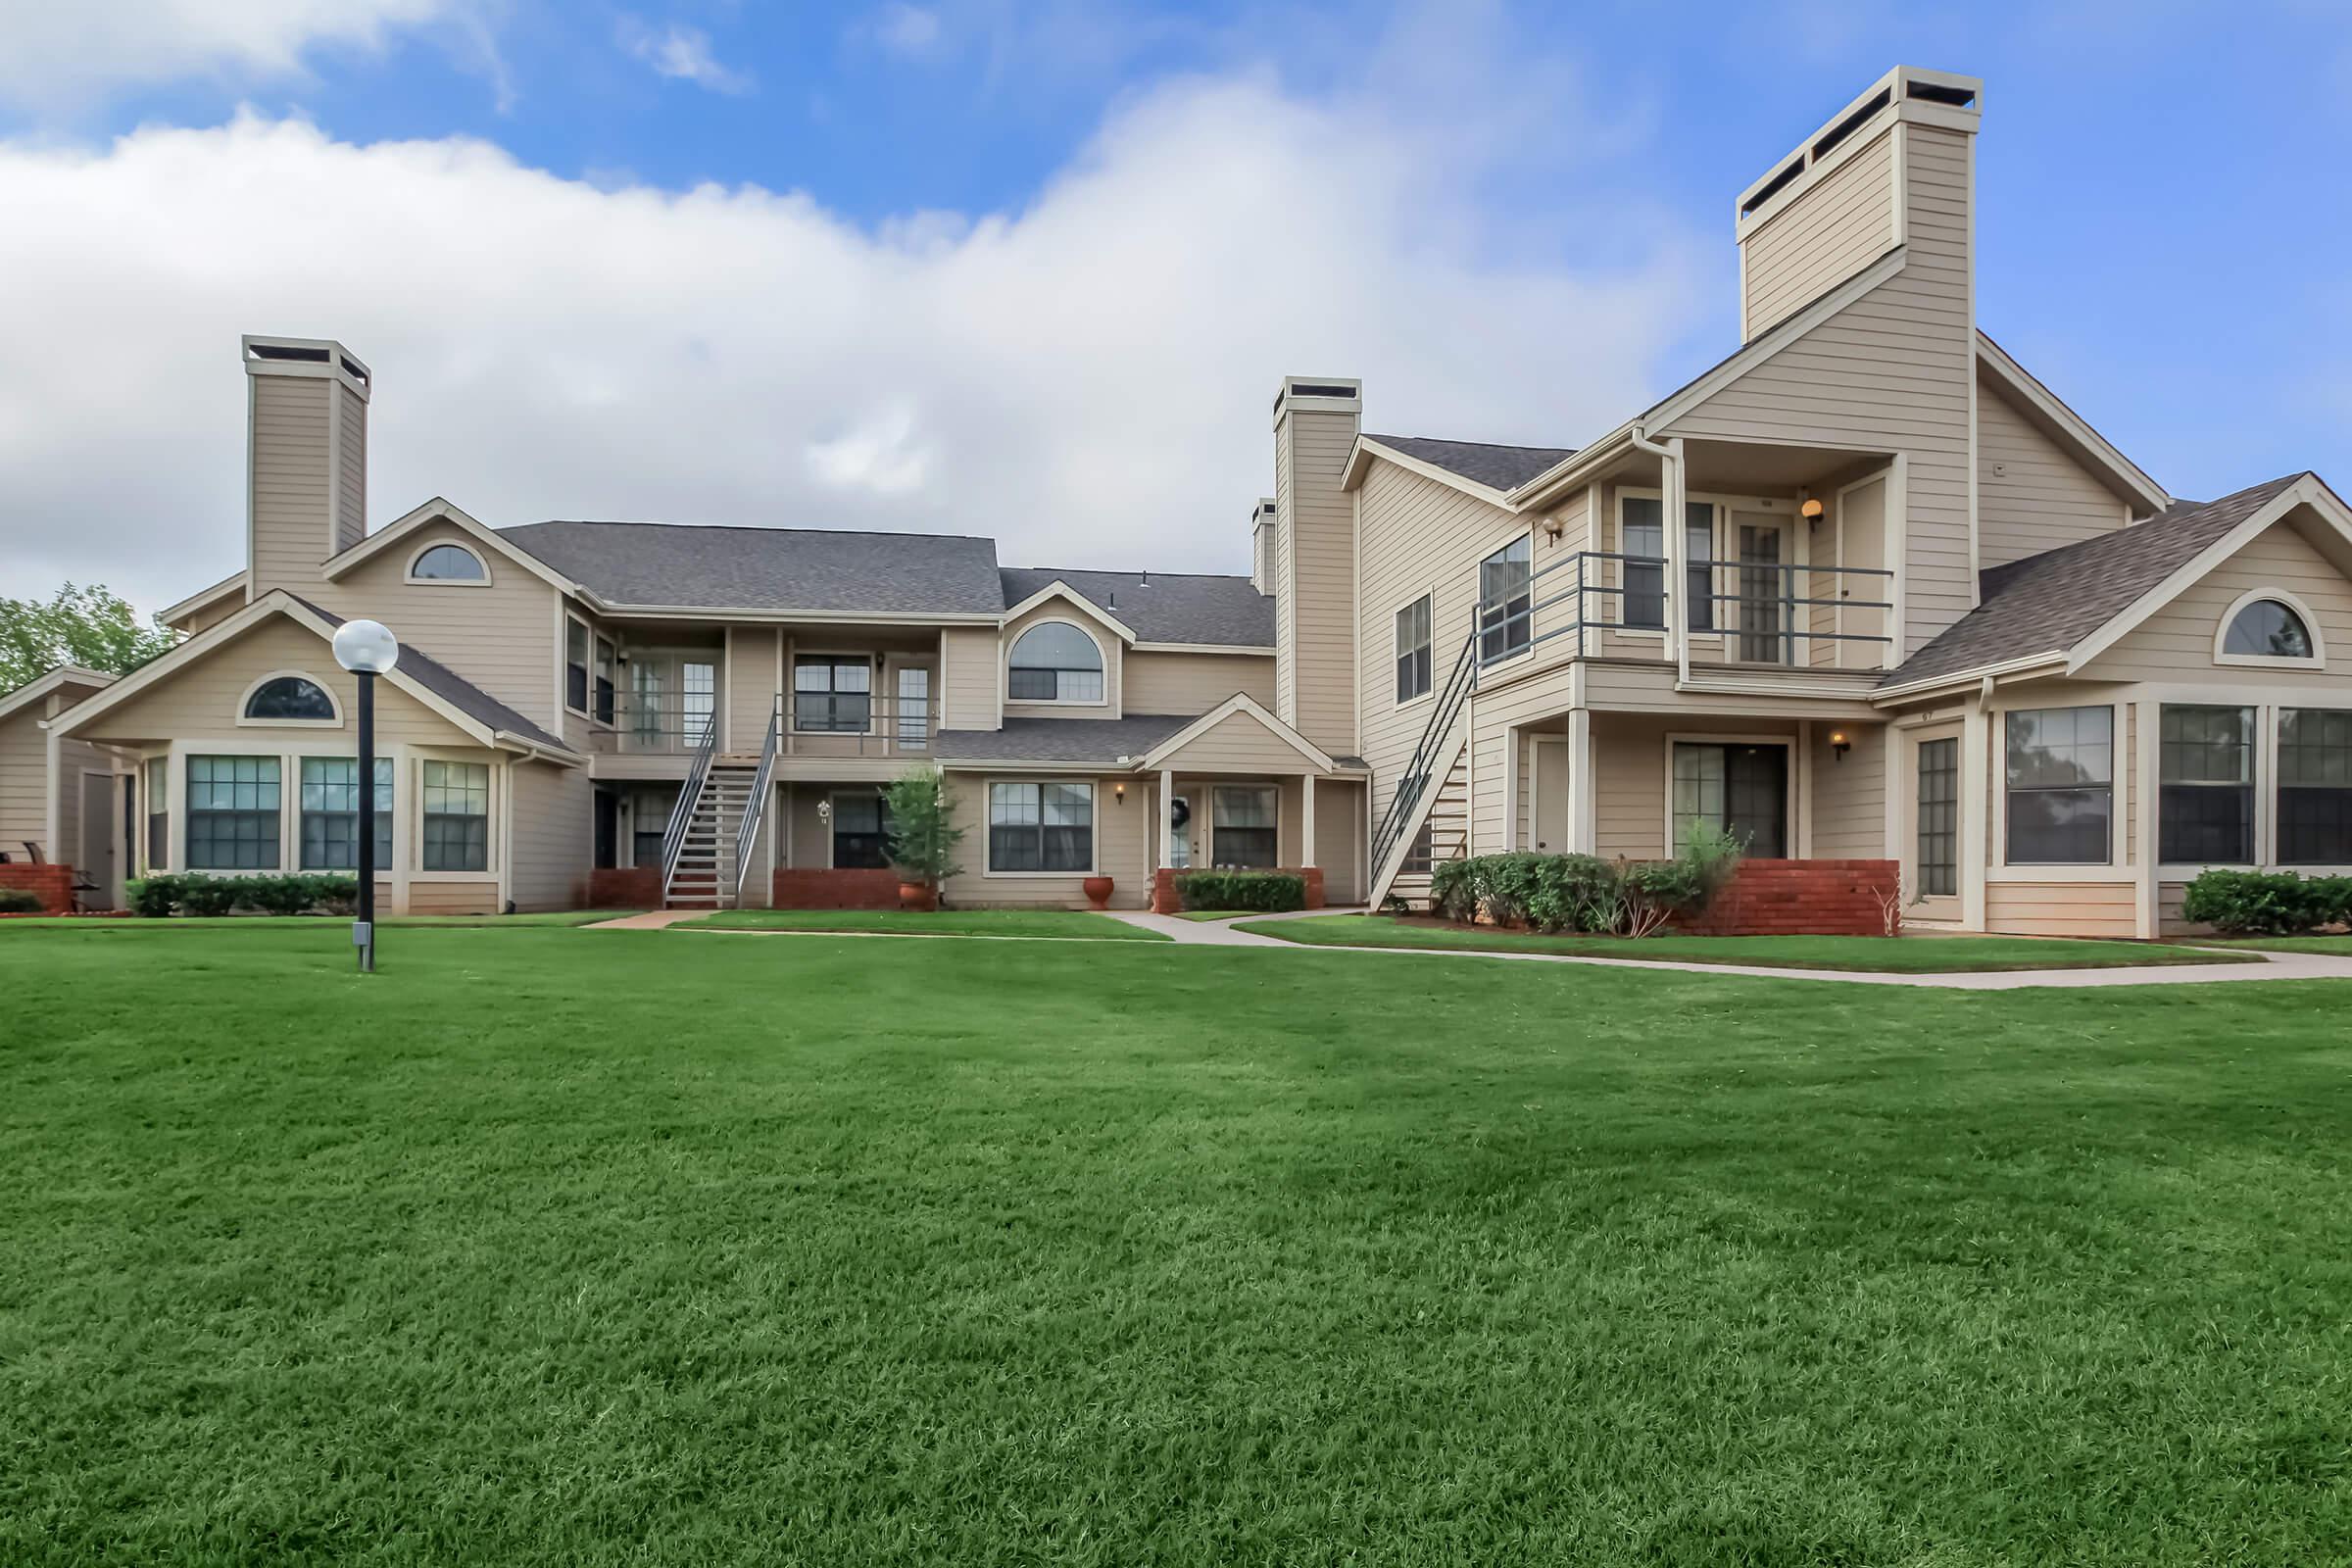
[[242, 334, 371, 397]]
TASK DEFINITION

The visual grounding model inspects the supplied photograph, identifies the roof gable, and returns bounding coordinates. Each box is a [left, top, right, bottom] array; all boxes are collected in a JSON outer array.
[[997, 567, 1271, 648]]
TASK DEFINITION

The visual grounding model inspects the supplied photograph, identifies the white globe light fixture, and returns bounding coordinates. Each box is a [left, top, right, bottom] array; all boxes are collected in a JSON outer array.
[[332, 618, 401, 676], [332, 619, 400, 972]]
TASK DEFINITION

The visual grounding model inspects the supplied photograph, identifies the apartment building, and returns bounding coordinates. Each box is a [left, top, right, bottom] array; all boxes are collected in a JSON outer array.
[[11, 65, 2348, 935]]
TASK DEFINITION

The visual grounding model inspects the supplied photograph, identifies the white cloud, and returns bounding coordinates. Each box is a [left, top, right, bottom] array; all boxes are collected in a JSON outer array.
[[0, 0, 480, 111], [871, 4, 944, 58], [616, 18, 751, 94], [0, 67, 1703, 615]]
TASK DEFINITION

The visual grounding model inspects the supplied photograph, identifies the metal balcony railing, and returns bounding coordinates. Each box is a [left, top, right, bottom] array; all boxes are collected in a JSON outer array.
[[1475, 550, 1895, 670], [588, 694, 940, 756]]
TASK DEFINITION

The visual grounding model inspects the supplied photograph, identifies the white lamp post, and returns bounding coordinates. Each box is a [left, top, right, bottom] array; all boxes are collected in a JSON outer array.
[[331, 619, 400, 973]]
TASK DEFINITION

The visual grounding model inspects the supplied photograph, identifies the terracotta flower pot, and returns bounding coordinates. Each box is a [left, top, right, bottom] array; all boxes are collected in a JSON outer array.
[[899, 880, 936, 912], [1081, 875, 1115, 910]]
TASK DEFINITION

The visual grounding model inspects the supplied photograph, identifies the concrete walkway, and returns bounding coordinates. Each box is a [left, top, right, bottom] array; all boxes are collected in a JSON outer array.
[[585, 909, 709, 930], [1101, 907, 2352, 990]]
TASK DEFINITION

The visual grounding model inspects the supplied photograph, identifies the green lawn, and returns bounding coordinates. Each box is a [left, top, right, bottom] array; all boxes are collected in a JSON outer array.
[[2207, 934, 2352, 955], [1236, 914, 2261, 972], [1171, 908, 1257, 921], [0, 909, 641, 930], [681, 907, 1167, 940], [6, 924, 2350, 1563]]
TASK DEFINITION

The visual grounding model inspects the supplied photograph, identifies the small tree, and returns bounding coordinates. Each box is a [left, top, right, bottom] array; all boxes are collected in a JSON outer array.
[[0, 583, 178, 694], [883, 764, 964, 902]]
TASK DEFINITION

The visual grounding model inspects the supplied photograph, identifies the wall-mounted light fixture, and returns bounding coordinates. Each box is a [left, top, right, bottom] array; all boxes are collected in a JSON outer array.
[[1799, 497, 1826, 522], [1830, 729, 1851, 761], [1113, 781, 1127, 803]]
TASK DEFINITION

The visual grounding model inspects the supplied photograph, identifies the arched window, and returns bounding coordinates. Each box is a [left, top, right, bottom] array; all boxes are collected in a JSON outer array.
[[2222, 598, 2314, 660], [1007, 621, 1105, 703], [409, 542, 489, 582], [243, 675, 338, 721]]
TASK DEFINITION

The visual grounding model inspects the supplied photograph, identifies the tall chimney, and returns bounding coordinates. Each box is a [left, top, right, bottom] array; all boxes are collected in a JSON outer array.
[[1735, 67, 1981, 342], [1249, 497, 1276, 593], [1269, 378, 1359, 753], [242, 335, 370, 600]]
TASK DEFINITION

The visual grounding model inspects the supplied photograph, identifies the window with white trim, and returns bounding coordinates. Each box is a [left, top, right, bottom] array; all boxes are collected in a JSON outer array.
[[2223, 599, 2313, 660], [301, 757, 394, 871], [2004, 707, 2112, 864], [795, 657, 872, 732], [1394, 594, 1432, 704], [1915, 737, 1957, 897], [2158, 706, 2253, 864], [1007, 623, 1104, 703], [244, 675, 336, 721], [564, 619, 589, 713], [1477, 537, 1532, 662], [410, 543, 487, 581], [187, 756, 280, 869], [594, 637, 616, 725], [832, 793, 895, 869], [420, 760, 489, 871], [988, 781, 1093, 872], [1622, 499, 1715, 632], [1212, 786, 1279, 868], [145, 757, 170, 870], [2278, 709, 2352, 865]]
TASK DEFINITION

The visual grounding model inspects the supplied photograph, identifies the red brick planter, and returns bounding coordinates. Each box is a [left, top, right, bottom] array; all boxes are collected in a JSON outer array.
[[0, 863, 75, 914], [771, 868, 906, 910], [1152, 865, 1325, 915], [1673, 858, 1899, 937], [586, 866, 662, 909]]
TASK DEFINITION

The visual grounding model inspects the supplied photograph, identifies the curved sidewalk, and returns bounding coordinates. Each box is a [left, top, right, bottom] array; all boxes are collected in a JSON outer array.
[[1102, 909, 2352, 990]]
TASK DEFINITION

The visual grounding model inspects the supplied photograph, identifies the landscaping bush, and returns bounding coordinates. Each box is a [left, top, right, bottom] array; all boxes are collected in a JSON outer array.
[[0, 887, 43, 913], [1174, 870, 1306, 912], [1429, 830, 1740, 938], [2181, 868, 2352, 936], [121, 872, 359, 917]]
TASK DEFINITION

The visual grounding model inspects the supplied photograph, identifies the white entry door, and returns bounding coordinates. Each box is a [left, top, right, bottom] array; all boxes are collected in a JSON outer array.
[[1530, 737, 1571, 852]]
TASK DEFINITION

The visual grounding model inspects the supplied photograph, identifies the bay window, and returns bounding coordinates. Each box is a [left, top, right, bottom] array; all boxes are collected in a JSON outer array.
[[2158, 706, 2253, 864], [2004, 707, 2112, 864]]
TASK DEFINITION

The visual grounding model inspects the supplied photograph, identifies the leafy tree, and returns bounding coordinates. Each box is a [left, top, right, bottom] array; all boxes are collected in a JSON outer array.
[[0, 584, 179, 694], [883, 764, 965, 895]]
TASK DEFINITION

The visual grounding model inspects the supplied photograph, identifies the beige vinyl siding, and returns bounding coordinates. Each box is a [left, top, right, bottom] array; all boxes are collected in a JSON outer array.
[[1312, 777, 1364, 903], [1121, 651, 1274, 714], [1668, 123, 1976, 659], [727, 627, 781, 750], [181, 588, 245, 634], [940, 772, 1148, 907], [0, 710, 50, 858], [1978, 380, 2130, 569], [1742, 128, 1896, 339], [312, 520, 562, 730], [2157, 880, 2208, 937], [1002, 601, 1122, 721], [507, 760, 590, 910], [1464, 670, 1575, 854], [2081, 517, 2352, 688], [334, 382, 367, 555], [940, 627, 998, 728], [408, 879, 498, 915], [1281, 408, 1358, 755], [1984, 880, 2137, 938], [1272, 429, 1295, 719], [1591, 713, 1798, 860], [249, 375, 335, 598], [1153, 709, 1310, 773], [80, 617, 480, 751], [1352, 461, 1535, 829], [1810, 720, 1886, 858]]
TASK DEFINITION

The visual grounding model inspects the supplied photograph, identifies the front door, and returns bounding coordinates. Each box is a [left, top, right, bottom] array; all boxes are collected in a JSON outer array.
[[1530, 736, 1571, 852], [78, 771, 117, 910], [1672, 742, 1788, 858], [894, 664, 932, 751], [1166, 795, 1192, 869], [1735, 516, 1790, 663]]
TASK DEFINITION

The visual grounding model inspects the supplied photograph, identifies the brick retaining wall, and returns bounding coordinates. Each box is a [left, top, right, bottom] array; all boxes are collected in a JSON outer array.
[[1675, 858, 1899, 937], [771, 868, 906, 910], [0, 863, 75, 914], [586, 866, 662, 909]]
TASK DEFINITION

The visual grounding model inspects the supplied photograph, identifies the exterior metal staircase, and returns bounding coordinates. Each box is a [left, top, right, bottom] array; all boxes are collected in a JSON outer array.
[[663, 762, 760, 908], [1366, 630, 1479, 910]]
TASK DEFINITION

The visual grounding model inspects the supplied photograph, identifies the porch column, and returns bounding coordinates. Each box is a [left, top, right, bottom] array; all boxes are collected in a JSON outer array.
[[1160, 768, 1174, 870], [1300, 772, 1316, 870], [1960, 704, 1989, 931], [1566, 709, 1595, 855]]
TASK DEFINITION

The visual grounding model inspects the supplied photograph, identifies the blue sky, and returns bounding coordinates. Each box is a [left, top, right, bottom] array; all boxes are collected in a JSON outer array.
[[4, 0, 2348, 610]]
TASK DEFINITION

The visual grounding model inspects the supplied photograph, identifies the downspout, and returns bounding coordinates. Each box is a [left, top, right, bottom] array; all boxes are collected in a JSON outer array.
[[1628, 426, 1690, 685]]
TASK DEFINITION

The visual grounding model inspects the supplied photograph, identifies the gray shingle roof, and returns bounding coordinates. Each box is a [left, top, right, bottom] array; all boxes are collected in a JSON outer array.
[[1363, 434, 1577, 492], [934, 714, 1197, 764], [998, 567, 1272, 647], [1885, 474, 2311, 688], [290, 595, 570, 752], [500, 520, 1004, 615]]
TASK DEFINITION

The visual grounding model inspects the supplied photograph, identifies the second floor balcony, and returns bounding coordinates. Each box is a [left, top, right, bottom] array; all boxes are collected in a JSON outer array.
[[587, 689, 940, 760]]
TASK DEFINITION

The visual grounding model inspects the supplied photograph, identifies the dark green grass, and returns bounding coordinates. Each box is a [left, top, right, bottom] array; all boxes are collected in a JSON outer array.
[[5, 925, 2350, 1564], [2206, 934, 2352, 955], [681, 907, 1166, 940], [0, 909, 642, 930], [1171, 908, 1256, 921], [1238, 914, 2260, 971]]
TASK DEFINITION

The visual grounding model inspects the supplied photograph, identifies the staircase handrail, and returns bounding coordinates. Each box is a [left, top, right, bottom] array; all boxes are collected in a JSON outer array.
[[660, 709, 719, 902], [1369, 629, 1479, 878], [734, 697, 783, 902]]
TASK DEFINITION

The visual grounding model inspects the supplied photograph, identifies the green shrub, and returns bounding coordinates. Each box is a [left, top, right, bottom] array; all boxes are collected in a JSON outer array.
[[1174, 870, 1306, 912], [883, 764, 964, 895], [173, 878, 240, 917], [124, 877, 177, 917], [1428, 832, 1741, 938], [2181, 868, 2352, 936], [0, 887, 43, 913]]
